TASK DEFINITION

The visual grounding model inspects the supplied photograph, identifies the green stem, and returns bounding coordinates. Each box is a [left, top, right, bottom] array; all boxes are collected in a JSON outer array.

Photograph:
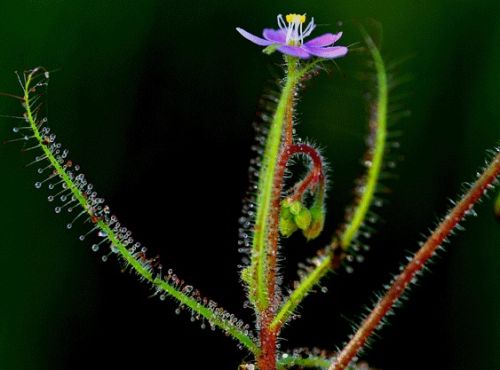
[[23, 68, 258, 355], [251, 58, 300, 311], [271, 255, 331, 330], [272, 29, 389, 330], [340, 27, 387, 249], [277, 354, 362, 369], [277, 354, 331, 369]]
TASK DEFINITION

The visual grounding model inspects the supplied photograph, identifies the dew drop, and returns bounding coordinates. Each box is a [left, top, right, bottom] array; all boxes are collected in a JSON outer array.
[[79, 235, 85, 241], [175, 308, 181, 315], [321, 286, 328, 293], [47, 196, 54, 202], [159, 294, 166, 301], [345, 266, 354, 274], [66, 223, 73, 229], [91, 244, 99, 252], [48, 183, 55, 190], [34, 182, 42, 189], [54, 207, 61, 214], [101, 255, 108, 262], [12, 127, 19, 133]]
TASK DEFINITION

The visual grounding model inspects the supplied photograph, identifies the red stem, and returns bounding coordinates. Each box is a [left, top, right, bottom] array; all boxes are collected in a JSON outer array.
[[257, 90, 295, 370], [258, 143, 325, 370], [268, 143, 325, 305], [290, 165, 324, 202], [330, 151, 500, 370]]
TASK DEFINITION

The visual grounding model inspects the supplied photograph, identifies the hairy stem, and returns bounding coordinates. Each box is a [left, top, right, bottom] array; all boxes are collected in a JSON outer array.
[[256, 60, 325, 370], [252, 58, 300, 312], [271, 254, 331, 331], [330, 150, 500, 370], [22, 68, 258, 355], [265, 73, 299, 310], [268, 143, 325, 305], [277, 354, 331, 369], [339, 27, 387, 249], [272, 29, 389, 330]]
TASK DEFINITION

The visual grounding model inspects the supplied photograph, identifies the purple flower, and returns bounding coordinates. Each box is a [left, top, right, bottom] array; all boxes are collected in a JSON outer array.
[[236, 14, 348, 59]]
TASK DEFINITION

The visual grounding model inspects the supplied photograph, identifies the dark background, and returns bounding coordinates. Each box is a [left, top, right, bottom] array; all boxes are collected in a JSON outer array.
[[0, 1, 499, 369]]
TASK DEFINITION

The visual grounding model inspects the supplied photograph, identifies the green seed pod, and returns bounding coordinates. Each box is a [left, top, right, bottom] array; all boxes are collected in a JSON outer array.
[[289, 200, 303, 216], [295, 207, 312, 230], [279, 216, 298, 237], [280, 202, 293, 220], [303, 204, 325, 240]]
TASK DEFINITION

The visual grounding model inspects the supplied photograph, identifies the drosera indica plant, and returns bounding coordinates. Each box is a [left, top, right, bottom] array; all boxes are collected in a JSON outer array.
[[2, 12, 500, 370]]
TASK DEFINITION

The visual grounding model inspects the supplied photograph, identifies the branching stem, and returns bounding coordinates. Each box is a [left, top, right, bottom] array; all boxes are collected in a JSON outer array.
[[268, 144, 325, 333], [272, 29, 389, 331], [254, 58, 326, 370]]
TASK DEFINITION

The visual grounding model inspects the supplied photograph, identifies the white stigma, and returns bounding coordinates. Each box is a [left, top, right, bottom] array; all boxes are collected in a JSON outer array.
[[277, 13, 316, 46]]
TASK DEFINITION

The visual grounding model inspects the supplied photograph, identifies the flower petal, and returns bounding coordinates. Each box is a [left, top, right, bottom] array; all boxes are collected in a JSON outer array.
[[263, 28, 286, 43], [304, 46, 348, 59], [305, 32, 343, 47], [236, 27, 273, 46], [277, 45, 311, 59]]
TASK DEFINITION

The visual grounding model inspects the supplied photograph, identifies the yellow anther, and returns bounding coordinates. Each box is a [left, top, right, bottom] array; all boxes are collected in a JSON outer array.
[[286, 13, 306, 24]]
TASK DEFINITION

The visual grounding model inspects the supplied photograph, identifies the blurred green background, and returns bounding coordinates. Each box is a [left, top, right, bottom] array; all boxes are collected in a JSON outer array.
[[0, 0, 499, 369]]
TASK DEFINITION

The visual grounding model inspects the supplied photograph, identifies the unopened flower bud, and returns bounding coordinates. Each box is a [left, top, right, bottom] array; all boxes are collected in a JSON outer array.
[[303, 204, 325, 240]]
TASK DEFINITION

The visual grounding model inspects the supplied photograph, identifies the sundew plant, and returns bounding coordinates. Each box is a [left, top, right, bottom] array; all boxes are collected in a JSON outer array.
[[2, 11, 500, 370]]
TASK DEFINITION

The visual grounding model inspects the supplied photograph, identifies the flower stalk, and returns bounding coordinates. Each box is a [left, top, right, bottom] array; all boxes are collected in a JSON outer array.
[[271, 28, 389, 332], [251, 58, 301, 313]]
